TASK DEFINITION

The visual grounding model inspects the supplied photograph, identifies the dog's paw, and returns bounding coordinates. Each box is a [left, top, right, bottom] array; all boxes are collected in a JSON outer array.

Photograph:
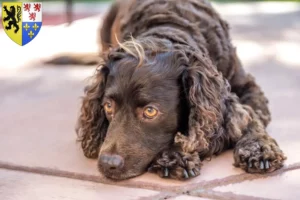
[[148, 150, 202, 180], [234, 136, 286, 173]]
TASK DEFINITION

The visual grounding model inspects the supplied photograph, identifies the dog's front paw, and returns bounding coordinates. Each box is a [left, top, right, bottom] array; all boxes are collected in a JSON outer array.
[[234, 136, 286, 173], [149, 150, 201, 180]]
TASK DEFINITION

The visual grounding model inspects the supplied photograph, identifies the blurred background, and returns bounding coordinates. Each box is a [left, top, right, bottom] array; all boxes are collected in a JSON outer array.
[[0, 0, 299, 69], [0, 1, 300, 199]]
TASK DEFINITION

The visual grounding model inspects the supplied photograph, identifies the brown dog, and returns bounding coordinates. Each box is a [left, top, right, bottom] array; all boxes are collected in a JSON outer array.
[[48, 0, 286, 180]]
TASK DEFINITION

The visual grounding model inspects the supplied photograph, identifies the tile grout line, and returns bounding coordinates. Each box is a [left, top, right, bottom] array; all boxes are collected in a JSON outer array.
[[136, 192, 179, 200], [0, 161, 175, 192], [0, 161, 300, 194], [176, 162, 300, 193]]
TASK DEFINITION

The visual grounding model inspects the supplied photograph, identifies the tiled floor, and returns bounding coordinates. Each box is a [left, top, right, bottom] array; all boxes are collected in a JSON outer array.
[[214, 169, 300, 200], [0, 2, 300, 200]]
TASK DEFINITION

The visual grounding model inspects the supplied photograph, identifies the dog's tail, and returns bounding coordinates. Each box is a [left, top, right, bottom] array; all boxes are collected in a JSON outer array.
[[44, 53, 101, 66]]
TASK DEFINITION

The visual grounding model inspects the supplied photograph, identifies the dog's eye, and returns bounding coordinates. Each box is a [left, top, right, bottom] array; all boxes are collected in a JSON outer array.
[[104, 102, 113, 114], [143, 106, 158, 119]]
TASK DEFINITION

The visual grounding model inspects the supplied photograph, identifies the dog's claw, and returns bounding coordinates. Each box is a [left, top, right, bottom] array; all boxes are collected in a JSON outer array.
[[183, 169, 189, 179], [260, 161, 264, 169], [265, 160, 270, 169], [193, 167, 200, 175], [163, 168, 169, 177], [189, 169, 196, 177], [248, 160, 253, 168]]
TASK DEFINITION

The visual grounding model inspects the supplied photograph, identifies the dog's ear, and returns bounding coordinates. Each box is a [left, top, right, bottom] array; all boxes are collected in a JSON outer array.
[[176, 54, 224, 154], [76, 65, 110, 158]]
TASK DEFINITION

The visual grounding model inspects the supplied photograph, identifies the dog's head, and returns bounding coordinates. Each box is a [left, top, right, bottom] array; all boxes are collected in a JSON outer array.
[[76, 38, 224, 180]]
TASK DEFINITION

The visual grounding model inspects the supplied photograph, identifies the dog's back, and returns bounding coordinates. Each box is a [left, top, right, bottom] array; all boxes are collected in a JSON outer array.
[[101, 0, 236, 79]]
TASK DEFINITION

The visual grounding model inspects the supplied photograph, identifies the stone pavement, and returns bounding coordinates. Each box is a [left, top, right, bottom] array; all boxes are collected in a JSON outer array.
[[0, 2, 300, 200]]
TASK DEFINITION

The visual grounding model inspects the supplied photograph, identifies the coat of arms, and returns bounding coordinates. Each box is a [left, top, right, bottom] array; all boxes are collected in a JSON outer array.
[[2, 2, 42, 46]]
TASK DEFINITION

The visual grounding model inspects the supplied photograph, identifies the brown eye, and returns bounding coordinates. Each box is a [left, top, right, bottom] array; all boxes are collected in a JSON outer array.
[[143, 106, 158, 119], [104, 102, 113, 114]]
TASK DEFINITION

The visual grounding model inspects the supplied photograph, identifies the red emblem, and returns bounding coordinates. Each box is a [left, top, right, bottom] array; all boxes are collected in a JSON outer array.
[[34, 3, 41, 12], [29, 12, 36, 21], [23, 3, 31, 12]]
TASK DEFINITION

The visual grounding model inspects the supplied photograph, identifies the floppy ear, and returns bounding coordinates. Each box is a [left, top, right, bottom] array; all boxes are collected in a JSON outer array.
[[175, 54, 225, 156], [76, 65, 109, 158]]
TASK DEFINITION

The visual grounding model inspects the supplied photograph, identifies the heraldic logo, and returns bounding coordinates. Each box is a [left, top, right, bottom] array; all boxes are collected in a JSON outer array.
[[2, 2, 42, 46]]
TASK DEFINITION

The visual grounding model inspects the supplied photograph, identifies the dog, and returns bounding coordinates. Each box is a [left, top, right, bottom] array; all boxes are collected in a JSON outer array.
[[47, 0, 286, 180]]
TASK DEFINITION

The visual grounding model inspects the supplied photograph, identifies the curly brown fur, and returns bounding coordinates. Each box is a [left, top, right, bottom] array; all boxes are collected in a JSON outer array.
[[74, 0, 285, 180], [76, 65, 109, 158]]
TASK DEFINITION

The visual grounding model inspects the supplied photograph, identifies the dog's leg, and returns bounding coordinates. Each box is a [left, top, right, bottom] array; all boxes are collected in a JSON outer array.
[[229, 50, 271, 127], [234, 123, 286, 173], [224, 96, 286, 173], [149, 145, 202, 180]]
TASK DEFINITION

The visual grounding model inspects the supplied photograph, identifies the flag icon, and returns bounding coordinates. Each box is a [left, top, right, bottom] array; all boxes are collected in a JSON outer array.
[[2, 2, 42, 46]]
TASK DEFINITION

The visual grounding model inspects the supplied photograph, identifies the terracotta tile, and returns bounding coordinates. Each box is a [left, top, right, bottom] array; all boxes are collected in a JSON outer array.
[[214, 169, 300, 200], [266, 97, 300, 166], [0, 169, 159, 200], [0, 68, 99, 175]]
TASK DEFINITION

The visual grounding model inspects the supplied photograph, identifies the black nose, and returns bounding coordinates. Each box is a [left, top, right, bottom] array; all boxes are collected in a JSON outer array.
[[99, 154, 124, 170]]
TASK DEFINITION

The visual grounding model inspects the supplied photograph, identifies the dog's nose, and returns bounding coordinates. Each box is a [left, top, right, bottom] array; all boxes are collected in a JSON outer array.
[[99, 154, 124, 170]]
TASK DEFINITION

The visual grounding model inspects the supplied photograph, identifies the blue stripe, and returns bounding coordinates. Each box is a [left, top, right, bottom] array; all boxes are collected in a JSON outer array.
[[22, 22, 42, 46]]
